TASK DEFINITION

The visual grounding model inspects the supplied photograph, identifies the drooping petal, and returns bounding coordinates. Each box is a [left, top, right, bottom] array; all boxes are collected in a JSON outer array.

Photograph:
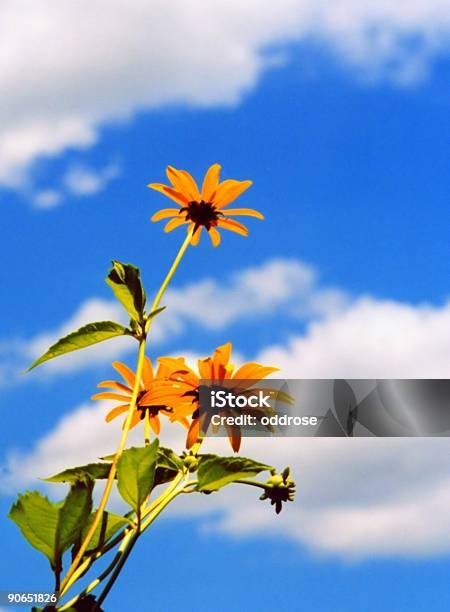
[[209, 226, 221, 247], [151, 208, 180, 222], [225, 423, 242, 453], [201, 164, 221, 201], [105, 404, 130, 422], [216, 217, 249, 237], [112, 362, 136, 388], [164, 217, 188, 233], [213, 179, 252, 209], [179, 416, 190, 429], [129, 410, 141, 429], [222, 208, 264, 219], [186, 418, 200, 449], [190, 225, 202, 246], [149, 414, 161, 435], [148, 183, 188, 206]]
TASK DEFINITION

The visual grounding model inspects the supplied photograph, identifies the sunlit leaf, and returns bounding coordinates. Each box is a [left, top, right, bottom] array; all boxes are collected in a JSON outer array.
[[44, 463, 111, 484], [153, 446, 184, 487], [56, 481, 93, 557], [106, 261, 146, 322], [197, 456, 271, 492], [27, 321, 128, 371], [9, 491, 60, 569], [81, 511, 130, 553], [116, 441, 159, 513]]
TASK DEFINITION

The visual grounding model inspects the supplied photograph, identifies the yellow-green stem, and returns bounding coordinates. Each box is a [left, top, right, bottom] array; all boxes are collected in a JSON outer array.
[[59, 228, 193, 597], [95, 479, 188, 608], [58, 473, 185, 608], [144, 411, 151, 446]]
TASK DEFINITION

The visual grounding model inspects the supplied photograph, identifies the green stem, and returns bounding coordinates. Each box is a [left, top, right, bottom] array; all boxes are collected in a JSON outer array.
[[59, 229, 193, 598], [94, 481, 188, 609], [234, 479, 267, 490], [57, 474, 185, 610], [92, 531, 140, 611]]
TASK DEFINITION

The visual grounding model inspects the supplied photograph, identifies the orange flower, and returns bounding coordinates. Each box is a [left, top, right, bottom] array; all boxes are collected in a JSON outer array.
[[158, 343, 279, 452], [91, 358, 189, 434], [148, 164, 263, 246]]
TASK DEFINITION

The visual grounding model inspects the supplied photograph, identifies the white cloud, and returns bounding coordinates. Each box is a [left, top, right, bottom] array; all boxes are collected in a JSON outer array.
[[31, 162, 121, 208], [163, 258, 349, 331], [7, 257, 450, 383], [258, 297, 450, 378], [63, 162, 120, 197], [2, 1, 450, 188], [33, 189, 63, 209], [4, 285, 450, 558], [2, 259, 346, 380]]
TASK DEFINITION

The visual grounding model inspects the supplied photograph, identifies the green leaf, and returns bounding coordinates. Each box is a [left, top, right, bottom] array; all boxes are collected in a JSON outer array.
[[154, 447, 184, 487], [9, 483, 94, 571], [197, 456, 272, 492], [8, 491, 60, 569], [147, 306, 166, 320], [81, 511, 130, 553], [117, 441, 159, 513], [101, 446, 182, 488], [157, 447, 184, 472], [56, 481, 93, 557], [44, 462, 111, 484], [27, 321, 128, 371], [107, 261, 146, 322]]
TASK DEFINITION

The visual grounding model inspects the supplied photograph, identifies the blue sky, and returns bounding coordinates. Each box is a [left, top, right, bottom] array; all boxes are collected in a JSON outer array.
[[2, 3, 450, 611]]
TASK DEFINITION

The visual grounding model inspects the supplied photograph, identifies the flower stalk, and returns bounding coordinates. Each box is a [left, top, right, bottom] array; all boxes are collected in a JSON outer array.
[[8, 164, 295, 612], [59, 228, 194, 597]]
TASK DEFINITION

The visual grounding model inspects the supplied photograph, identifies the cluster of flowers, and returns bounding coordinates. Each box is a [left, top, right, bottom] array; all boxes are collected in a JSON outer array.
[[93, 342, 278, 453], [94, 163, 275, 453]]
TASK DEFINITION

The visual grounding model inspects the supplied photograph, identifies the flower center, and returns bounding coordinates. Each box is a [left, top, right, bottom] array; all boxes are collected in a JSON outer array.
[[137, 390, 171, 419], [180, 200, 222, 231]]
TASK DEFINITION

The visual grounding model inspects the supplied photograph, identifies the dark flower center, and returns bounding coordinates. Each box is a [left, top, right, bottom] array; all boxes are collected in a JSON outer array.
[[137, 390, 171, 420], [180, 200, 222, 231]]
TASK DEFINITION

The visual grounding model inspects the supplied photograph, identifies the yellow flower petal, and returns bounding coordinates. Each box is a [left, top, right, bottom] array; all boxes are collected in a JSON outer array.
[[178, 169, 202, 201], [97, 380, 131, 393], [209, 226, 221, 247], [190, 225, 202, 245], [112, 361, 136, 388], [213, 179, 252, 209], [92, 392, 132, 402], [105, 404, 130, 422], [149, 414, 161, 435], [148, 183, 188, 205], [201, 163, 221, 201], [222, 208, 264, 219], [216, 217, 249, 237], [142, 357, 154, 388], [166, 166, 201, 201], [164, 217, 187, 233], [151, 208, 180, 222]]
